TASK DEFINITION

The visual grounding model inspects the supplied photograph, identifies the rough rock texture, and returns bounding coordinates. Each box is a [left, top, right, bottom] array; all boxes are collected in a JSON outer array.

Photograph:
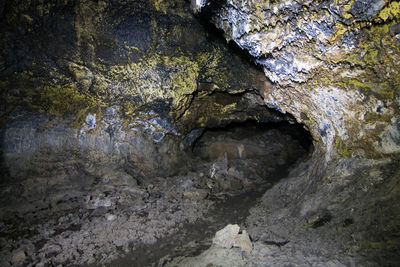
[[159, 1, 400, 266], [0, 124, 308, 266], [212, 224, 241, 248], [165, 154, 400, 266], [1, 0, 399, 266], [0, 0, 309, 265], [212, 224, 252, 252], [0, 168, 215, 266], [0, 0, 285, 178], [197, 0, 400, 159]]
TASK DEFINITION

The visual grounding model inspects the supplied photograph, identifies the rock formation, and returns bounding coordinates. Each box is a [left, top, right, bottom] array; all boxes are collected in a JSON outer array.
[[194, 0, 400, 160], [0, 0, 399, 266], [177, 0, 400, 265]]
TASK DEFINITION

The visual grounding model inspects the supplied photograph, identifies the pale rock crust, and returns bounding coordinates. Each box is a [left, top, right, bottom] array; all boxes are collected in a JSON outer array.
[[198, 0, 400, 158]]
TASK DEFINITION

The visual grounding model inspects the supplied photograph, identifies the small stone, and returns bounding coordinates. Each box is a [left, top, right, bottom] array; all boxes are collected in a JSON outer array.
[[210, 162, 228, 178], [105, 213, 116, 221], [12, 250, 26, 264], [212, 224, 240, 248]]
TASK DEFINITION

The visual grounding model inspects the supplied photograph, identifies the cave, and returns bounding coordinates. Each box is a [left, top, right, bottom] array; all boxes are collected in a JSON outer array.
[[191, 120, 313, 186], [1, 0, 400, 266]]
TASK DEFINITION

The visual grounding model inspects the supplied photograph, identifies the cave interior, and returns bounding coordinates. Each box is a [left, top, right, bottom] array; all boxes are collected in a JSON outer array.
[[0, 0, 400, 266]]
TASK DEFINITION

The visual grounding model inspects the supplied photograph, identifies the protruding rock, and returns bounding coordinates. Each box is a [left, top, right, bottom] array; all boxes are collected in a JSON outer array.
[[213, 224, 252, 252], [191, 0, 207, 13], [213, 224, 240, 249]]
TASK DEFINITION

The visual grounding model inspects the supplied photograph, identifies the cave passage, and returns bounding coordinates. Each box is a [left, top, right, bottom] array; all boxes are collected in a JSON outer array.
[[191, 120, 313, 190], [105, 120, 314, 266], [0, 0, 317, 265], [0, 117, 314, 267], [2, 0, 400, 265]]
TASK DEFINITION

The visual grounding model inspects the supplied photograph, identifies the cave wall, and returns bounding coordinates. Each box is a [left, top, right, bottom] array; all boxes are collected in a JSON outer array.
[[0, 0, 286, 177], [175, 1, 400, 265], [0, 0, 399, 265], [194, 0, 400, 159]]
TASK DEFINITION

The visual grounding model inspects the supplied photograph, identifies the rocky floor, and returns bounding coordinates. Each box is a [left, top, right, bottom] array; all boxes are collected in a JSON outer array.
[[0, 123, 311, 266], [165, 155, 400, 267]]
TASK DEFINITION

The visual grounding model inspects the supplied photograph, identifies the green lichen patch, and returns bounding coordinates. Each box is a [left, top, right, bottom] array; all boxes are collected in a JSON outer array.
[[334, 136, 351, 157], [38, 84, 99, 125], [1, 0, 269, 134], [378, 1, 400, 22]]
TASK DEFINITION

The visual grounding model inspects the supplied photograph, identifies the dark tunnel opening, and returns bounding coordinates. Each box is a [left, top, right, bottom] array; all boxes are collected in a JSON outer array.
[[190, 120, 314, 192]]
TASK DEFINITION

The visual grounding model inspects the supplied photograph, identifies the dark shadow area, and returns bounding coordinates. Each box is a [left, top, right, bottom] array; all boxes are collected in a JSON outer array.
[[195, 6, 264, 72], [193, 120, 313, 152], [191, 120, 313, 186]]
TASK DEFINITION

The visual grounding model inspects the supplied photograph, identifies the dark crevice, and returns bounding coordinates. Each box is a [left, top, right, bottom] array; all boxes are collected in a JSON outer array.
[[194, 1, 263, 71], [190, 120, 314, 187], [191, 120, 313, 153]]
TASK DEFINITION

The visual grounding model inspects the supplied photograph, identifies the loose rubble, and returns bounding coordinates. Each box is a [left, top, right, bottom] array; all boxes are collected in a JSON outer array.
[[0, 122, 309, 266]]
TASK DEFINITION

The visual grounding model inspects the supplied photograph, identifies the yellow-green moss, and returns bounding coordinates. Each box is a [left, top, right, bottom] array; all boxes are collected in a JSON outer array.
[[152, 0, 168, 13], [108, 53, 200, 110], [68, 63, 88, 81], [196, 49, 232, 91], [334, 136, 351, 157], [38, 84, 99, 126], [2, 68, 101, 127], [106, 47, 237, 119], [347, 79, 372, 90], [378, 1, 400, 21], [21, 14, 33, 22], [342, 0, 355, 19], [161, 55, 199, 95], [364, 112, 393, 124], [330, 23, 349, 43]]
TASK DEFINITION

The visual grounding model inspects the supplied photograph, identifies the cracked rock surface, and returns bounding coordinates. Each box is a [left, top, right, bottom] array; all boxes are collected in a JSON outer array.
[[201, 0, 400, 159]]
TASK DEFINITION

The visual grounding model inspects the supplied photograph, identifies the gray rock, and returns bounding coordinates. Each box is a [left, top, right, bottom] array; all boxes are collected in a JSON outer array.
[[105, 213, 117, 221], [375, 118, 400, 154], [212, 224, 240, 249]]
